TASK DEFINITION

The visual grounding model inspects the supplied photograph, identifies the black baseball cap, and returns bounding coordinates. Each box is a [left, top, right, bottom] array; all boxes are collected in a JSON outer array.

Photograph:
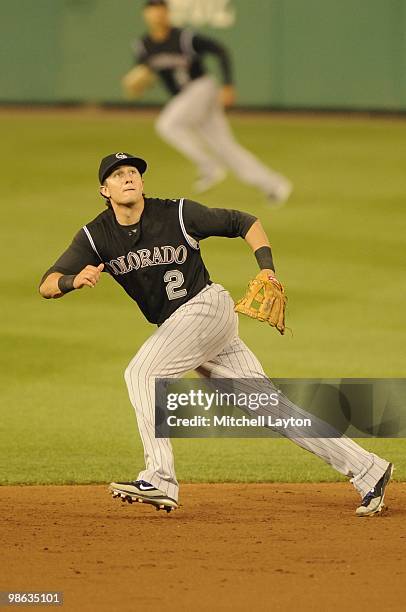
[[99, 152, 148, 184], [144, 0, 168, 7]]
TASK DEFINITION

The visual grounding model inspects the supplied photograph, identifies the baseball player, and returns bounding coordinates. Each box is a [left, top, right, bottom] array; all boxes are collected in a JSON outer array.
[[122, 0, 292, 203], [39, 152, 392, 517]]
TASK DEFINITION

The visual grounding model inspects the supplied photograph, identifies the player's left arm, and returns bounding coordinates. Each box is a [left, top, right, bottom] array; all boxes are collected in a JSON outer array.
[[244, 220, 276, 276], [182, 199, 276, 274], [183, 199, 286, 331], [191, 33, 236, 107]]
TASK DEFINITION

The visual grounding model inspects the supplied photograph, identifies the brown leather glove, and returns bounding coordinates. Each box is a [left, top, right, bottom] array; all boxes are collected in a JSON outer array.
[[234, 270, 287, 335]]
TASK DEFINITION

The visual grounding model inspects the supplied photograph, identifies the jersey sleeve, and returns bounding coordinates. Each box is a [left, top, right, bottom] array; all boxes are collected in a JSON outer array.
[[40, 229, 101, 284], [132, 38, 148, 65], [182, 199, 257, 241], [191, 33, 233, 85]]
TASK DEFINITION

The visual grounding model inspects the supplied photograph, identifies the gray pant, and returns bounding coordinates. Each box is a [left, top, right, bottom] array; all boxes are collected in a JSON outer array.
[[155, 76, 284, 193], [124, 284, 389, 502]]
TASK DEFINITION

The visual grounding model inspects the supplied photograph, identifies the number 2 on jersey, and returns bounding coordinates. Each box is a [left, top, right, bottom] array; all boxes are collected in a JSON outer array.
[[164, 269, 187, 300]]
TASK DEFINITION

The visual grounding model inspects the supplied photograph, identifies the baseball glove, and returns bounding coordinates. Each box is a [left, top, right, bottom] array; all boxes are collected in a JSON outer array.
[[122, 65, 156, 98], [234, 270, 287, 335]]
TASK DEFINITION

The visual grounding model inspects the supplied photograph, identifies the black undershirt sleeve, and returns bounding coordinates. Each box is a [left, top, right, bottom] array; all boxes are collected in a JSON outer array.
[[191, 34, 233, 85], [182, 199, 257, 241], [39, 229, 101, 285]]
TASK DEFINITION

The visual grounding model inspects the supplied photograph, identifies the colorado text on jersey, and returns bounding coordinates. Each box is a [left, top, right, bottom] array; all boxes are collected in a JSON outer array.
[[107, 245, 188, 275]]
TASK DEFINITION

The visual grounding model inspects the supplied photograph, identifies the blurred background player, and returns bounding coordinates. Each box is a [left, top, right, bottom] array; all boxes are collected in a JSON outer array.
[[122, 0, 292, 204]]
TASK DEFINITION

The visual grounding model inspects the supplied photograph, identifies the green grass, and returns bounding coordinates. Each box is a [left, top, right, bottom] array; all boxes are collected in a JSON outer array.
[[1, 110, 405, 485]]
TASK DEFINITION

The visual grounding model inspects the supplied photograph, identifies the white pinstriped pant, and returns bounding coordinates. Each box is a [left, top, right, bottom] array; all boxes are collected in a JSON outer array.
[[124, 284, 389, 502]]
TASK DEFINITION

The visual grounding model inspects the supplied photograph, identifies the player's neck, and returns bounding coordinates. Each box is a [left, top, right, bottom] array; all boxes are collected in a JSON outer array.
[[111, 198, 145, 226], [149, 25, 171, 42]]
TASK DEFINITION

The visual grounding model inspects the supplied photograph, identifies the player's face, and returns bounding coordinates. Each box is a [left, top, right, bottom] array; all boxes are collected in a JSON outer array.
[[101, 165, 144, 207], [143, 5, 171, 30]]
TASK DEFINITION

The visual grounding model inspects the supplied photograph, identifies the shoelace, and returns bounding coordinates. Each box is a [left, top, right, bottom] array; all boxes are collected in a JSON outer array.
[[360, 467, 390, 507], [361, 489, 376, 506]]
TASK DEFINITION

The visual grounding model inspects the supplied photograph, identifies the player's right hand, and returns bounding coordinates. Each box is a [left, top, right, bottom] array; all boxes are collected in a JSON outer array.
[[73, 264, 104, 289]]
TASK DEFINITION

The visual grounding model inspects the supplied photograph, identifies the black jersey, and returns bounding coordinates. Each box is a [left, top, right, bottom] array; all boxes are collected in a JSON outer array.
[[135, 27, 233, 96], [43, 199, 256, 326]]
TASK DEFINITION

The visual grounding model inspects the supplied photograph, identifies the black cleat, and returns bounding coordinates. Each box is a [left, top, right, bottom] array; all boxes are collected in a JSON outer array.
[[109, 480, 178, 512], [355, 463, 393, 517]]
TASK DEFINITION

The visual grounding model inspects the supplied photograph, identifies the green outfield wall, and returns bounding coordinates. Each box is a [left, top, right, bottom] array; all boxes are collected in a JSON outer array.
[[1, 0, 405, 110]]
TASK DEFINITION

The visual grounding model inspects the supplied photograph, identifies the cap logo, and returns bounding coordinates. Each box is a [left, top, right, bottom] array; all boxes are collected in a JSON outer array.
[[115, 153, 128, 159]]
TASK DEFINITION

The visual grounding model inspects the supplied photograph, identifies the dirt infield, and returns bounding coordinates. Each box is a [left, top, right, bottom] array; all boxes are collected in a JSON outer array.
[[1, 483, 405, 611]]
